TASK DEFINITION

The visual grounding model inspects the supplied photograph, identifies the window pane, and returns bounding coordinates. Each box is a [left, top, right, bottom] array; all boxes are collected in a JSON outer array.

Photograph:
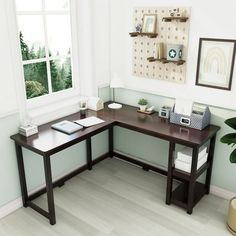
[[18, 16, 45, 60], [15, 0, 42, 11], [47, 15, 71, 57], [45, 0, 69, 11], [24, 62, 49, 99], [50, 58, 72, 92]]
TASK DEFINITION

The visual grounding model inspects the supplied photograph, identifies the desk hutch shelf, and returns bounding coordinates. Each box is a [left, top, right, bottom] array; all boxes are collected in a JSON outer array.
[[162, 16, 189, 22], [129, 32, 158, 38], [147, 57, 186, 66]]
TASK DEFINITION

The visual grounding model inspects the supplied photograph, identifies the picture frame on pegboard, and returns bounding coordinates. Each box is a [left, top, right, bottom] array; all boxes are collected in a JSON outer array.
[[142, 14, 157, 33]]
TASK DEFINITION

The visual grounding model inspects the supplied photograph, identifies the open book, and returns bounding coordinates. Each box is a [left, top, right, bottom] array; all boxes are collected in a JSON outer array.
[[74, 116, 105, 127]]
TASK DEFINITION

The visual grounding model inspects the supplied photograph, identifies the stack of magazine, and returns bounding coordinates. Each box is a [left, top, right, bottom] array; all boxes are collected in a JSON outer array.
[[51, 116, 105, 134], [175, 146, 208, 173]]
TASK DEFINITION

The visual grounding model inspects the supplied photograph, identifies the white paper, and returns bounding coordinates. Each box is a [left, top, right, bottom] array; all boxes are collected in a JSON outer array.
[[174, 98, 193, 116], [74, 116, 105, 127]]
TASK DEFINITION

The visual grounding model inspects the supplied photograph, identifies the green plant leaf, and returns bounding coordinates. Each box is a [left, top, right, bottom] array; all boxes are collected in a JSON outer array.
[[220, 133, 236, 145], [225, 117, 236, 130], [230, 149, 236, 163]]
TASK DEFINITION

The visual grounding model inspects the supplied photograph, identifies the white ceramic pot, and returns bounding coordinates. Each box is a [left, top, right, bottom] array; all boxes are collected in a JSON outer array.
[[139, 105, 147, 112]]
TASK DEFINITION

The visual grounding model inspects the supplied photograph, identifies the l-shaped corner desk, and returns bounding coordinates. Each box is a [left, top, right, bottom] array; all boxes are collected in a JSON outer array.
[[10, 103, 220, 225]]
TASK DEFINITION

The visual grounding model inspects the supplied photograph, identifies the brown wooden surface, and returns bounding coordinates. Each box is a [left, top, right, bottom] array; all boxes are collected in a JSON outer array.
[[98, 103, 220, 147], [10, 110, 115, 156], [11, 103, 220, 155]]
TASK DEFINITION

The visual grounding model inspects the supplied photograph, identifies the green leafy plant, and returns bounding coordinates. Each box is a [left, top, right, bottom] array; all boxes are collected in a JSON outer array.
[[220, 117, 236, 163], [138, 98, 148, 105]]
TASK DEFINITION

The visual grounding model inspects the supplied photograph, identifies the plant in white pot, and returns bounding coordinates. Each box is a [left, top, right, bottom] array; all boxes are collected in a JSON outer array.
[[220, 117, 236, 235], [138, 98, 148, 112]]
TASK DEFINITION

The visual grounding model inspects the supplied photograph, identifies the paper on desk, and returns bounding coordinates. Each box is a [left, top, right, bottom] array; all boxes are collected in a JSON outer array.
[[174, 98, 193, 116], [74, 116, 105, 127]]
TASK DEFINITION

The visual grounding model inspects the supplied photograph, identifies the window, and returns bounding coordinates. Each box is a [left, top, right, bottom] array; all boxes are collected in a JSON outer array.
[[15, 0, 74, 100]]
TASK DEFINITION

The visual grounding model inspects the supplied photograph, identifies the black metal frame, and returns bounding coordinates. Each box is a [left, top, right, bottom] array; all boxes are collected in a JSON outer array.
[[13, 120, 218, 224], [14, 132, 110, 225]]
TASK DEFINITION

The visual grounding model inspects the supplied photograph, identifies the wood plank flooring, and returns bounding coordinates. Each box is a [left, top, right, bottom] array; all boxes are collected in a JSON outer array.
[[0, 158, 231, 235]]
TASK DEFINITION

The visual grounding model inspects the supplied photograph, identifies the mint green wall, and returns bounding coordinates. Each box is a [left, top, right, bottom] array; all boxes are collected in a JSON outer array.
[[112, 87, 236, 193]]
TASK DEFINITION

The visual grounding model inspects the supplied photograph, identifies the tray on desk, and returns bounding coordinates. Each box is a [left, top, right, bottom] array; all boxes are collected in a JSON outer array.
[[137, 110, 155, 115]]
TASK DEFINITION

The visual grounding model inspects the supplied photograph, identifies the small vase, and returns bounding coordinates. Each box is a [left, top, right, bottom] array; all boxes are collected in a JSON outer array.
[[139, 105, 147, 112]]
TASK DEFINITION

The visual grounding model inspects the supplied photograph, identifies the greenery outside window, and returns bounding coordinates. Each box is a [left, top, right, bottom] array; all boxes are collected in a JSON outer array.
[[15, 0, 73, 99]]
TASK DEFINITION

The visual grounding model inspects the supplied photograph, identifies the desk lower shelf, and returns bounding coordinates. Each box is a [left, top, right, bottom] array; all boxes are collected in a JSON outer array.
[[173, 162, 210, 181], [171, 181, 207, 209]]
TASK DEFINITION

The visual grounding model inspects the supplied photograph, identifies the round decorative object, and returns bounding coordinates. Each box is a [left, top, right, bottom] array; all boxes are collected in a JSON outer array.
[[108, 103, 122, 109]]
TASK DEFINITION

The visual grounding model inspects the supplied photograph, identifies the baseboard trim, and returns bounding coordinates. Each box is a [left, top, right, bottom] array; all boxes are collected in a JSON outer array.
[[0, 197, 23, 219], [210, 185, 236, 200]]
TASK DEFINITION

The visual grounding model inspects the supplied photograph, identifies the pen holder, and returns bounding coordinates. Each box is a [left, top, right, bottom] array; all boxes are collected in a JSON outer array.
[[170, 106, 211, 130], [79, 100, 87, 117]]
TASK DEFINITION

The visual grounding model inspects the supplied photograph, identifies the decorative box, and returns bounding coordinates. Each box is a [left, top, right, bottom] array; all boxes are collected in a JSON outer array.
[[167, 44, 183, 61]]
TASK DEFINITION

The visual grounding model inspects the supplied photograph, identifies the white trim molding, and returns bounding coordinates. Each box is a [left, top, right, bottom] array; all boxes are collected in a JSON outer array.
[[0, 198, 23, 219], [210, 185, 236, 200]]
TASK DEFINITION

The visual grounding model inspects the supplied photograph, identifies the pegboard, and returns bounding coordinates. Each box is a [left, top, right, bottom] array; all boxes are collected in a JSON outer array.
[[132, 7, 191, 83]]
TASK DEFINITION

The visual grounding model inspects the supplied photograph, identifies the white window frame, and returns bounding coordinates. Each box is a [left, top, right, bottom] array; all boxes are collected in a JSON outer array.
[[8, 0, 82, 124], [6, 0, 96, 125]]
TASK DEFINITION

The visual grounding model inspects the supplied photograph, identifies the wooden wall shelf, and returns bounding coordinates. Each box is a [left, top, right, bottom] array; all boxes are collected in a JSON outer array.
[[162, 16, 189, 22], [147, 57, 185, 66], [129, 32, 158, 38]]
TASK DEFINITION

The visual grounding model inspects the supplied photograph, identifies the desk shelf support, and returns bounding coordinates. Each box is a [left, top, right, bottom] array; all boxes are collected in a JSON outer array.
[[206, 135, 216, 193], [187, 147, 199, 214], [166, 142, 175, 204]]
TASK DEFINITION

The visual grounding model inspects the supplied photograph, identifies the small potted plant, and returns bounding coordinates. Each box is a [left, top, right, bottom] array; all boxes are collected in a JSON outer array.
[[138, 98, 148, 112], [220, 117, 236, 235]]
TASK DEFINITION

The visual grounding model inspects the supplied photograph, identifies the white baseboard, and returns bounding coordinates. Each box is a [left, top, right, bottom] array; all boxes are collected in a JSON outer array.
[[0, 197, 23, 219], [210, 185, 236, 200]]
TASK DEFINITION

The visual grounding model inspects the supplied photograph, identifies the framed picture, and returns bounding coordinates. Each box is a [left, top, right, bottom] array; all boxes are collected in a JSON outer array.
[[195, 38, 236, 90], [142, 14, 157, 33]]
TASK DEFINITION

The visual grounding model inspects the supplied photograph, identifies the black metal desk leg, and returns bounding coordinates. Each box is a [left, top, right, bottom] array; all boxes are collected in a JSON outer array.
[[205, 135, 216, 194], [86, 138, 92, 170], [166, 142, 175, 205], [15, 143, 28, 207], [109, 127, 114, 157], [187, 147, 199, 214], [43, 156, 56, 225]]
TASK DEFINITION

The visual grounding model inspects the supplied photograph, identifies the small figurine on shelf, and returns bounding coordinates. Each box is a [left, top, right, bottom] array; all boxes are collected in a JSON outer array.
[[135, 23, 142, 33], [169, 8, 179, 17], [138, 98, 148, 112]]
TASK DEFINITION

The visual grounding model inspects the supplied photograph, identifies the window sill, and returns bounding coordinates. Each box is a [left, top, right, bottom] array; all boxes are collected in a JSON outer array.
[[28, 95, 84, 125]]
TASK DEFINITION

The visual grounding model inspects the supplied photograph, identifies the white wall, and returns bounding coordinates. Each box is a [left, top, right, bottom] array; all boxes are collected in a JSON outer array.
[[0, 0, 18, 117], [110, 0, 236, 110]]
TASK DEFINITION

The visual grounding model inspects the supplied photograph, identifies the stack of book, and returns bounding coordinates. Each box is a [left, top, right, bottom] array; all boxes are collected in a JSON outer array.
[[175, 146, 208, 173]]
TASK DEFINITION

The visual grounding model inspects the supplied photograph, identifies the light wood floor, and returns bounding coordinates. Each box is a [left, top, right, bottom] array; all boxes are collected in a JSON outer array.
[[0, 158, 231, 236]]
